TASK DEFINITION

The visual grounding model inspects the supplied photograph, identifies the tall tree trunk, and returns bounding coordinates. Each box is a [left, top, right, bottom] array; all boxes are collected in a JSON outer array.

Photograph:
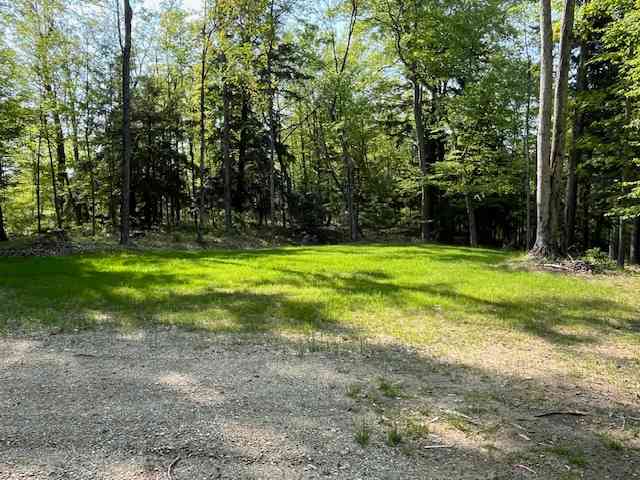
[[222, 82, 232, 233], [120, 0, 132, 245], [267, 0, 277, 225], [0, 157, 6, 241], [609, 224, 616, 260], [631, 217, 640, 265], [412, 76, 432, 242], [0, 202, 6, 242], [524, 43, 533, 250], [35, 131, 43, 234], [565, 39, 586, 251], [197, 14, 209, 242], [532, 0, 555, 257], [341, 138, 358, 241], [465, 194, 478, 247], [617, 218, 626, 268], [43, 114, 62, 229], [549, 0, 576, 253], [533, 0, 575, 257], [236, 91, 249, 211]]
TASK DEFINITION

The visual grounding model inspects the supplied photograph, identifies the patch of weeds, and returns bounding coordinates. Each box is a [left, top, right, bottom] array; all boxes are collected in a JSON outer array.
[[599, 432, 625, 451], [354, 417, 370, 447], [377, 377, 404, 398], [386, 422, 403, 447], [346, 383, 363, 399], [404, 416, 430, 440], [545, 445, 588, 468], [443, 412, 474, 434]]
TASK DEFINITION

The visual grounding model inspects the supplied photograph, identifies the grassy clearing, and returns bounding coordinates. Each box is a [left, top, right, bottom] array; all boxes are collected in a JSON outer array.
[[1, 244, 638, 346]]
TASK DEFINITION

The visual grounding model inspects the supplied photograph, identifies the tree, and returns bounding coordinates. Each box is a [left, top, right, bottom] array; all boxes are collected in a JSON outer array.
[[119, 0, 133, 245], [0, 42, 27, 241], [532, 0, 576, 257]]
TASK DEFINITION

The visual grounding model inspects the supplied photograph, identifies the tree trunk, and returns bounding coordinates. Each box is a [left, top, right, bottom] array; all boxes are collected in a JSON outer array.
[[35, 131, 43, 234], [0, 201, 7, 242], [524, 44, 533, 250], [565, 39, 586, 251], [222, 82, 233, 233], [617, 218, 626, 268], [267, 0, 277, 225], [43, 114, 63, 229], [609, 224, 616, 260], [342, 139, 358, 241], [549, 0, 576, 253], [197, 17, 208, 242], [631, 217, 640, 265], [412, 77, 432, 242], [465, 194, 478, 247], [120, 0, 132, 245], [533, 0, 575, 258], [531, 0, 555, 257]]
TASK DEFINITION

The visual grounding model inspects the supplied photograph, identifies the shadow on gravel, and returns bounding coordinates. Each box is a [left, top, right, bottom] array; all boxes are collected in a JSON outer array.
[[0, 331, 637, 479]]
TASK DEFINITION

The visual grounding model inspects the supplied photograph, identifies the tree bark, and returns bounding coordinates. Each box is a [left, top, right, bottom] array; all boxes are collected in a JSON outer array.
[[531, 0, 555, 257], [465, 194, 478, 247], [412, 77, 432, 242], [617, 218, 626, 268], [524, 44, 533, 250], [197, 11, 209, 242], [533, 0, 575, 257], [0, 202, 7, 242], [267, 0, 277, 225], [565, 39, 586, 251], [631, 217, 640, 265], [222, 82, 233, 233], [35, 131, 43, 234], [609, 224, 616, 260], [42, 113, 62, 229], [120, 0, 133, 245], [0, 157, 6, 241]]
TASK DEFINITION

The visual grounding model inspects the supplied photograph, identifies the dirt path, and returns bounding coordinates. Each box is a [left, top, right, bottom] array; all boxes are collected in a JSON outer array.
[[1, 330, 638, 479]]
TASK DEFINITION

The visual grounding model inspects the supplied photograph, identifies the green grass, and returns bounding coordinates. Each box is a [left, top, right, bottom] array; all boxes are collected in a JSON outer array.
[[545, 445, 589, 467], [0, 244, 638, 349]]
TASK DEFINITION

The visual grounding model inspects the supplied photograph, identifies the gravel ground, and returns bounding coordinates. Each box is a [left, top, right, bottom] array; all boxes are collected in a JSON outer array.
[[1, 330, 638, 479]]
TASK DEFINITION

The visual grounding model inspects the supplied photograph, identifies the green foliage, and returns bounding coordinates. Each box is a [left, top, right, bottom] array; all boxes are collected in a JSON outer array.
[[386, 422, 403, 447], [354, 416, 370, 447]]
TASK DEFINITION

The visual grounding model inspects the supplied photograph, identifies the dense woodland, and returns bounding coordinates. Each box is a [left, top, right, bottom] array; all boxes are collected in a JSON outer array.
[[0, 0, 638, 262]]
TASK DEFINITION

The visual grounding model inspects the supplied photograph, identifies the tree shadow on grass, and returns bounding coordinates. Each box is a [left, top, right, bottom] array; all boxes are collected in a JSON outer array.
[[0, 246, 637, 348]]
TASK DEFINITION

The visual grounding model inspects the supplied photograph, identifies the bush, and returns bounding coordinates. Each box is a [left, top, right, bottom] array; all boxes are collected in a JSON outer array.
[[582, 248, 616, 272]]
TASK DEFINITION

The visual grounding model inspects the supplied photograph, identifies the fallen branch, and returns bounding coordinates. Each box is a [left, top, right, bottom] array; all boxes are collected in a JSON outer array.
[[515, 464, 537, 474], [167, 456, 181, 480], [423, 445, 453, 449], [534, 410, 589, 418]]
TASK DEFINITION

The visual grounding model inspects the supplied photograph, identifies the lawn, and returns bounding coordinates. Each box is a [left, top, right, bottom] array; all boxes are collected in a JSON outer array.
[[1, 244, 638, 347], [2, 244, 639, 478]]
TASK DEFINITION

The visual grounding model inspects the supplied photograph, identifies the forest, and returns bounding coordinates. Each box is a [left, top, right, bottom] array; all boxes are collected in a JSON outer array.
[[0, 0, 637, 261], [2, 2, 640, 478]]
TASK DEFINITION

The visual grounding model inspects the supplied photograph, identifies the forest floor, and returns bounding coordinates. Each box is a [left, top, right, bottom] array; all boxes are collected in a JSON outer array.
[[1, 244, 639, 479]]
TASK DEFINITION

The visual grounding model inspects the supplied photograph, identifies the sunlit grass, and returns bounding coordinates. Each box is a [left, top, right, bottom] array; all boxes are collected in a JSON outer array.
[[1, 244, 638, 350]]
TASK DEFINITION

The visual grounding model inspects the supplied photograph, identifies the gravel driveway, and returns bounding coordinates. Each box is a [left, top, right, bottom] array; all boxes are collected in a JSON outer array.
[[1, 330, 637, 479]]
